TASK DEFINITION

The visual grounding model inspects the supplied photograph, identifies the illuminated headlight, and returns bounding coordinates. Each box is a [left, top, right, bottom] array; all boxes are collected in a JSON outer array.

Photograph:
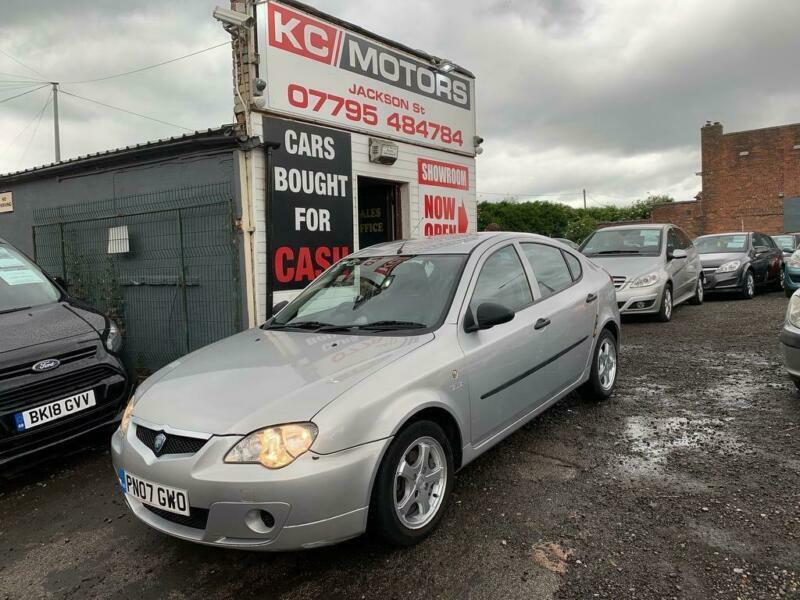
[[105, 320, 123, 353], [716, 260, 741, 273], [120, 398, 135, 434], [225, 423, 318, 469], [629, 272, 660, 288], [788, 294, 800, 328], [788, 252, 800, 268]]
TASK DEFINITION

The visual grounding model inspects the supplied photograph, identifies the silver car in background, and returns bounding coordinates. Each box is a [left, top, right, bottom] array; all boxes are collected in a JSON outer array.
[[581, 224, 704, 321], [111, 233, 619, 550]]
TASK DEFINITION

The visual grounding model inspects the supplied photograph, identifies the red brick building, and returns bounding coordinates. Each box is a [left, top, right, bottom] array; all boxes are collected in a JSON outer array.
[[697, 121, 800, 234]]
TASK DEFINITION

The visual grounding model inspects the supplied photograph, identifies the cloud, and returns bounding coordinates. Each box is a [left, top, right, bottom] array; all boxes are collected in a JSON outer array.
[[1, 0, 798, 205]]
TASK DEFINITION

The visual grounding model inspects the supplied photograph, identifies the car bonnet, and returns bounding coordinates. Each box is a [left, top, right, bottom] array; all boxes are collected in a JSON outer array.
[[131, 327, 434, 435]]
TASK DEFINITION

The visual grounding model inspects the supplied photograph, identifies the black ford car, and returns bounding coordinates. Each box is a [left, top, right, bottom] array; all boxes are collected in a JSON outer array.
[[695, 231, 784, 299], [0, 238, 130, 468]]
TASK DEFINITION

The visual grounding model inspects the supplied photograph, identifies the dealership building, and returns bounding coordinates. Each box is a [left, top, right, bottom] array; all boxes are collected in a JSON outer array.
[[0, 0, 479, 373]]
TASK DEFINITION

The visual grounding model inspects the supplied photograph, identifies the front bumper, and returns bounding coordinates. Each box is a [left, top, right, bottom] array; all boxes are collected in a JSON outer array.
[[615, 284, 663, 314], [702, 269, 744, 291], [111, 420, 389, 551], [785, 266, 800, 291], [780, 324, 800, 378]]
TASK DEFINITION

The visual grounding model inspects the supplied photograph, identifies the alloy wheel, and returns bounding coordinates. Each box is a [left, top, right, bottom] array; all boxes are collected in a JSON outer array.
[[393, 436, 447, 530], [697, 279, 704, 302], [746, 273, 755, 297], [664, 288, 672, 319], [780, 269, 786, 289], [597, 338, 617, 391]]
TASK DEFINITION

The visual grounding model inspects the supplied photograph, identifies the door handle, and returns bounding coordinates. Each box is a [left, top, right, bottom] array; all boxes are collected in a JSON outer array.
[[586, 293, 598, 303], [534, 317, 551, 330]]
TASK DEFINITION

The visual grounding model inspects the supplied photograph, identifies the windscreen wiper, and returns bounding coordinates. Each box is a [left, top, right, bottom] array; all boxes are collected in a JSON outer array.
[[264, 320, 335, 330], [354, 320, 427, 331], [0, 306, 31, 315]]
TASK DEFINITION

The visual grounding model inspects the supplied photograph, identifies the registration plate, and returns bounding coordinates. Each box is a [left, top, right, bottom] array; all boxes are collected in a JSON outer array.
[[14, 389, 96, 431], [120, 470, 190, 516]]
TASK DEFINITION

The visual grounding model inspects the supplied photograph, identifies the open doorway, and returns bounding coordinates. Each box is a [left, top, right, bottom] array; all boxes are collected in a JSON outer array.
[[357, 177, 402, 249]]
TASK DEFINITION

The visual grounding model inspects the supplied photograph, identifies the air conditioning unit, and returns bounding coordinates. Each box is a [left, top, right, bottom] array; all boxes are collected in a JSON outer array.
[[369, 138, 399, 165]]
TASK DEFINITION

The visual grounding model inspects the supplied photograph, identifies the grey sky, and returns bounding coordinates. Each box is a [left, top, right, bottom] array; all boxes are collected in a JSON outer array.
[[1, 0, 798, 207]]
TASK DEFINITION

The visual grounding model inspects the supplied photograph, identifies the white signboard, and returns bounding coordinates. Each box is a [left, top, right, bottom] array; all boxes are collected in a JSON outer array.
[[418, 158, 470, 236], [0, 191, 12, 214], [257, 1, 477, 156]]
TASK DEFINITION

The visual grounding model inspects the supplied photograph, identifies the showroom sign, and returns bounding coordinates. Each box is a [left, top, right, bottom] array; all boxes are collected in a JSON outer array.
[[264, 116, 353, 291], [257, 1, 476, 155], [418, 158, 469, 236]]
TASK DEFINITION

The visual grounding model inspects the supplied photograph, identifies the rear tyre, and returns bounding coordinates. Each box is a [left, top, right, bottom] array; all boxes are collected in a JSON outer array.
[[370, 420, 454, 546], [688, 276, 704, 305], [656, 284, 673, 322], [580, 328, 618, 401], [741, 270, 755, 300], [774, 266, 786, 291]]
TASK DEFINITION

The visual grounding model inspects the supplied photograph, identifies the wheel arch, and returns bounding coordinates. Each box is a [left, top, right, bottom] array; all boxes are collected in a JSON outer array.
[[394, 406, 464, 471]]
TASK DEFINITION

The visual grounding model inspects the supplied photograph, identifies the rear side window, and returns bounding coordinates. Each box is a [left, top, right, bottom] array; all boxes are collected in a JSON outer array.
[[471, 246, 533, 313], [563, 251, 582, 281], [520, 243, 573, 299]]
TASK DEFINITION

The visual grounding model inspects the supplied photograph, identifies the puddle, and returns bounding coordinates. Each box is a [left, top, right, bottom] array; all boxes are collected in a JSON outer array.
[[618, 415, 743, 478]]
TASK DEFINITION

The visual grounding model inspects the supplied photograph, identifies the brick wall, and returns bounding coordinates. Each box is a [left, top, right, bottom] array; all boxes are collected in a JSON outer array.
[[651, 200, 703, 237], [701, 121, 800, 234]]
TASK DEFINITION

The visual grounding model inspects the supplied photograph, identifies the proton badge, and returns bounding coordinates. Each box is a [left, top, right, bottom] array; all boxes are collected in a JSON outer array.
[[154, 433, 167, 454], [31, 358, 61, 373]]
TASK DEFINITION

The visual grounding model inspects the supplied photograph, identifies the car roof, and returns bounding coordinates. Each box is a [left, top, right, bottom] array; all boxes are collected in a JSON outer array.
[[350, 232, 561, 256], [598, 223, 671, 231], [696, 232, 752, 237]]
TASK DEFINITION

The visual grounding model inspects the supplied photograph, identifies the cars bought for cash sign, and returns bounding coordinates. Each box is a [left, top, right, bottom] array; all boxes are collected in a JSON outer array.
[[418, 158, 469, 236], [257, 1, 477, 156], [264, 116, 353, 291]]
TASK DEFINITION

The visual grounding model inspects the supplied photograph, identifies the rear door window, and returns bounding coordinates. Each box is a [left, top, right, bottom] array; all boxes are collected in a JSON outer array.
[[520, 243, 574, 299]]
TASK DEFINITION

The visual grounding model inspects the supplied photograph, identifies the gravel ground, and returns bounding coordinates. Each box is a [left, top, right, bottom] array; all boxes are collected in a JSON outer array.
[[1, 292, 798, 599]]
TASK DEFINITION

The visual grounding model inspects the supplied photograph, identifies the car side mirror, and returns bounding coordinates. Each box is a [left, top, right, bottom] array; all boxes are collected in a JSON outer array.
[[272, 300, 289, 315], [53, 275, 69, 290], [754, 245, 768, 254], [668, 248, 687, 260], [464, 302, 515, 333]]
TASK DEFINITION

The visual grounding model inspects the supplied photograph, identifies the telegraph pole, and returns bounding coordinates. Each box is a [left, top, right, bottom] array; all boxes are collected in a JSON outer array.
[[583, 189, 587, 209], [51, 82, 61, 162]]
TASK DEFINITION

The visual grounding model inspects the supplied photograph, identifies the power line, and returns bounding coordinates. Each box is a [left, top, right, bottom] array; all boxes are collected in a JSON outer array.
[[0, 48, 48, 80], [0, 84, 49, 104], [16, 92, 53, 169], [0, 70, 45, 81], [65, 41, 230, 84], [59, 89, 193, 131], [1, 87, 51, 157]]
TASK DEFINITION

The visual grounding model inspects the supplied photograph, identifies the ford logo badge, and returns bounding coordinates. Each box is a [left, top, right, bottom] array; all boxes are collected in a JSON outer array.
[[32, 358, 61, 373]]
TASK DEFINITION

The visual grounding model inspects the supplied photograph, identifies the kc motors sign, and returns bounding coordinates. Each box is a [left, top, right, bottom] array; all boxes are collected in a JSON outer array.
[[257, 1, 477, 155], [418, 158, 469, 236]]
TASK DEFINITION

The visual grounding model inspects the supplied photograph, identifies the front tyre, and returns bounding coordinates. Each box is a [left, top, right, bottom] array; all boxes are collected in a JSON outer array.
[[580, 328, 618, 401], [786, 284, 795, 299], [656, 284, 673, 322], [370, 420, 454, 546], [741, 270, 755, 300], [688, 276, 704, 305]]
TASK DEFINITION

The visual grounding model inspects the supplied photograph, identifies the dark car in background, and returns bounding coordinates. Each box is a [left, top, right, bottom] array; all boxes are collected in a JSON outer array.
[[695, 232, 784, 299], [0, 238, 130, 469], [772, 233, 800, 260]]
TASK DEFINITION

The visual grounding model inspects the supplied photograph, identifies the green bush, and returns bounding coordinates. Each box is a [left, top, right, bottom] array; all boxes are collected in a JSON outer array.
[[477, 195, 673, 243]]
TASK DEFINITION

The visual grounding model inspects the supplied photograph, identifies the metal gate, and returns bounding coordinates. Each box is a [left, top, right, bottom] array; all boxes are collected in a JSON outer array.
[[32, 183, 241, 376]]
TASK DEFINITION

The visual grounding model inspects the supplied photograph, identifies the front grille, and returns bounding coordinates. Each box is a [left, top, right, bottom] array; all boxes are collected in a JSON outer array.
[[0, 346, 97, 382], [0, 364, 120, 414], [144, 504, 210, 530], [611, 276, 626, 289], [136, 425, 208, 457]]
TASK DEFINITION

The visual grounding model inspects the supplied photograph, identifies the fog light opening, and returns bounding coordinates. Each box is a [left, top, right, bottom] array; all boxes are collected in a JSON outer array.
[[260, 510, 275, 529]]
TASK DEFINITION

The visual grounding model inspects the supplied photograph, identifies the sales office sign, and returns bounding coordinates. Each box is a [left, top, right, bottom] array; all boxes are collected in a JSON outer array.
[[256, 1, 477, 156]]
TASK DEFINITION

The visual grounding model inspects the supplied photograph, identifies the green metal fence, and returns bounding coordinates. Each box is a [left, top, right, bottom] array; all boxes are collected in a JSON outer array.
[[32, 183, 241, 376]]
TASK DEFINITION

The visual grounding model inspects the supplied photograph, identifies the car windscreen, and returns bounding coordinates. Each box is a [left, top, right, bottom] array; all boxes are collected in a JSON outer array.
[[581, 228, 663, 257], [266, 254, 467, 333], [694, 234, 748, 254], [0, 244, 61, 313], [772, 235, 795, 252]]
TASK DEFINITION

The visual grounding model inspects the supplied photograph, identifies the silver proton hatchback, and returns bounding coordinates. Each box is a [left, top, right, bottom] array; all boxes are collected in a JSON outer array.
[[112, 233, 620, 550]]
